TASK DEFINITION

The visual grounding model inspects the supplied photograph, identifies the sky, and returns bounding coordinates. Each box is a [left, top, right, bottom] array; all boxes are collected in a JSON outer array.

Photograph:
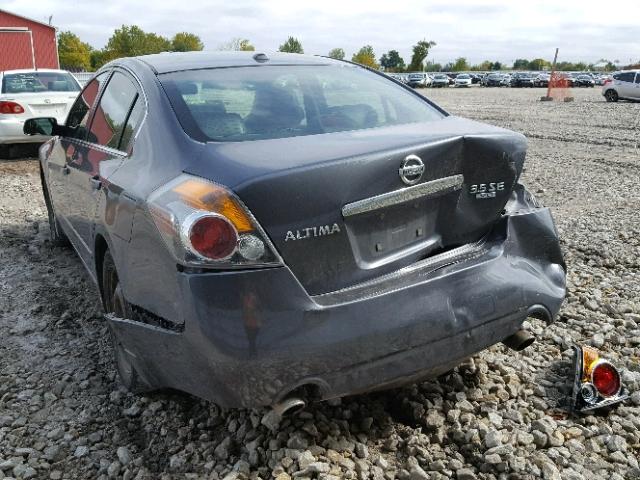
[[5, 0, 640, 66]]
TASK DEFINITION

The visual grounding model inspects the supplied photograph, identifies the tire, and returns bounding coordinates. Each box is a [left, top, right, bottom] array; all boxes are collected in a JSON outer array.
[[39, 165, 70, 247], [102, 250, 153, 393], [0, 144, 9, 160], [605, 89, 619, 102]]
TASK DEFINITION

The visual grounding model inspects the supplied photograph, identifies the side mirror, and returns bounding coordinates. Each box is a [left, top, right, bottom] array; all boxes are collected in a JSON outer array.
[[23, 117, 59, 136]]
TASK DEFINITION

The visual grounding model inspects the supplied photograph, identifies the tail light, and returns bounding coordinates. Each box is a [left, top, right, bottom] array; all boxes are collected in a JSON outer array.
[[571, 345, 628, 412], [0, 101, 25, 114], [603, 79, 612, 85], [591, 361, 621, 397], [148, 174, 281, 268]]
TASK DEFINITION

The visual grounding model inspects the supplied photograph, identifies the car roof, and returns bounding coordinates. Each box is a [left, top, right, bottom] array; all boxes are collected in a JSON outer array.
[[1, 69, 71, 75], [134, 51, 340, 74]]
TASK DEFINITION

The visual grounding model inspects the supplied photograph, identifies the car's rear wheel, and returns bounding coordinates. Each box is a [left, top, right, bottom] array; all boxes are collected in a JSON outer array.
[[40, 166, 70, 247], [605, 89, 619, 102], [102, 250, 153, 393]]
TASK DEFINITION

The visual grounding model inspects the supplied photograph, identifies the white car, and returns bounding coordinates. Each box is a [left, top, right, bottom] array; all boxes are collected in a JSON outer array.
[[602, 70, 640, 102], [454, 74, 472, 87], [0, 69, 81, 152]]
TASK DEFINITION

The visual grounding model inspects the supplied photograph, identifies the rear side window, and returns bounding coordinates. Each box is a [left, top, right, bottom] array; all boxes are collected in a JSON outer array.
[[635, 73, 640, 84], [119, 98, 145, 152], [65, 72, 109, 140], [160, 64, 444, 142], [614, 72, 635, 83], [88, 72, 138, 150]]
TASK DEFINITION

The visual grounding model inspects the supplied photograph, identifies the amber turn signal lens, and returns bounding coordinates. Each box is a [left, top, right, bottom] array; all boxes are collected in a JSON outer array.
[[172, 179, 253, 232], [581, 345, 600, 382]]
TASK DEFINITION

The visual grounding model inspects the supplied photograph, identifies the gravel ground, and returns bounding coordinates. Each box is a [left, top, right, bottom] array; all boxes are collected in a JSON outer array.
[[1, 87, 639, 480]]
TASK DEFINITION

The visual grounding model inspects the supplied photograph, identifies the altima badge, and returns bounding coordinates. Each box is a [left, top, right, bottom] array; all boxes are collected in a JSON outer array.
[[399, 155, 425, 185], [285, 223, 341, 242]]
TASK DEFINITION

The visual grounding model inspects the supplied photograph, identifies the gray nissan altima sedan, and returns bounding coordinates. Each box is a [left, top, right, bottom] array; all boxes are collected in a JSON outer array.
[[25, 51, 565, 410]]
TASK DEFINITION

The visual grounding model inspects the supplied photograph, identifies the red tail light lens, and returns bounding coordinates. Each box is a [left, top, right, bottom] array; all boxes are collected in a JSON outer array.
[[592, 362, 620, 397], [187, 215, 238, 260], [0, 101, 25, 114]]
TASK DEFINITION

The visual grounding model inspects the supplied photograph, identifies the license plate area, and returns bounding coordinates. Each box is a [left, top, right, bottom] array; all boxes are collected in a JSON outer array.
[[31, 104, 65, 116], [345, 197, 442, 270]]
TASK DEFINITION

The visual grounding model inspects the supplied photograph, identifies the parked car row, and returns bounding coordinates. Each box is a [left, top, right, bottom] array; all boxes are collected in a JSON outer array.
[[388, 72, 483, 87], [387, 71, 616, 90]]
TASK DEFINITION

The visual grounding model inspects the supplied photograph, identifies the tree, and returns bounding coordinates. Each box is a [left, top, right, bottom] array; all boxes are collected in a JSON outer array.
[[279, 36, 303, 54], [491, 61, 503, 70], [352, 45, 379, 69], [90, 50, 107, 70], [328, 48, 345, 60], [605, 61, 617, 71], [57, 31, 92, 71], [239, 39, 255, 51], [513, 58, 529, 70], [451, 57, 469, 71], [528, 58, 549, 70], [172, 32, 204, 52], [102, 25, 171, 64], [380, 50, 405, 72], [424, 61, 442, 72], [472, 60, 493, 71], [408, 39, 436, 71], [219, 38, 255, 51]]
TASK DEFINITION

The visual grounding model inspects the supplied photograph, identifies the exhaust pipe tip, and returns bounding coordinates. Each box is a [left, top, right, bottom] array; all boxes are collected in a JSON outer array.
[[261, 397, 306, 431], [273, 397, 306, 417], [502, 329, 535, 351]]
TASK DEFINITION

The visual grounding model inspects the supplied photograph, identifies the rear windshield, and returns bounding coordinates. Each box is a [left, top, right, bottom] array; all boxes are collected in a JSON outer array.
[[1, 72, 80, 94], [160, 64, 444, 142]]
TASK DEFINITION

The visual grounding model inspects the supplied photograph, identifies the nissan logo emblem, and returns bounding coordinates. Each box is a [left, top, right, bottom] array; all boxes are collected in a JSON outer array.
[[399, 155, 425, 185]]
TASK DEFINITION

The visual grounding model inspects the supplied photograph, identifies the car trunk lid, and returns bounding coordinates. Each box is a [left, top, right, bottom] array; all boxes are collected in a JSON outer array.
[[0, 92, 76, 122], [185, 116, 527, 295]]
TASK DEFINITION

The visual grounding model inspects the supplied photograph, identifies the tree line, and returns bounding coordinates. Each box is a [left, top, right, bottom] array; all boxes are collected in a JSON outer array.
[[58, 26, 207, 70], [58, 28, 627, 73]]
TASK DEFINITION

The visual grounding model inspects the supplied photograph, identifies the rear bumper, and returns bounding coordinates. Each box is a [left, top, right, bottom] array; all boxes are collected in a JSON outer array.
[[108, 194, 565, 408]]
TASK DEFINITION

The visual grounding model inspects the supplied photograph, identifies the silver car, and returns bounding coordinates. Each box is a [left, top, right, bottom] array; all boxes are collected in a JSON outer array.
[[602, 70, 640, 102]]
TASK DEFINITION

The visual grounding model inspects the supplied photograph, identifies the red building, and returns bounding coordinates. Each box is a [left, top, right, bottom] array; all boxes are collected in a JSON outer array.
[[0, 9, 59, 71]]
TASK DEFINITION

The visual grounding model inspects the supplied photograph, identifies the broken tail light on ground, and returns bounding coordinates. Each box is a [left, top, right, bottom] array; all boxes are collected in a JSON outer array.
[[572, 345, 629, 412]]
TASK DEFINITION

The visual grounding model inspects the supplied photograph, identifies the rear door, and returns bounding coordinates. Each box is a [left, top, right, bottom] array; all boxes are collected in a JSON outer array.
[[614, 72, 636, 98], [46, 72, 109, 234], [63, 70, 141, 263], [633, 72, 640, 99]]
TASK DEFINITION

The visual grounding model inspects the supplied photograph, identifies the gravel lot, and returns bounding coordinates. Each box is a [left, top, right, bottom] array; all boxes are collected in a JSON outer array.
[[1, 87, 639, 480]]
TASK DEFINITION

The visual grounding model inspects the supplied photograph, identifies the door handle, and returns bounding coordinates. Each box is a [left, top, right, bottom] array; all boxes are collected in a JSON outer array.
[[90, 175, 102, 190], [62, 165, 70, 175]]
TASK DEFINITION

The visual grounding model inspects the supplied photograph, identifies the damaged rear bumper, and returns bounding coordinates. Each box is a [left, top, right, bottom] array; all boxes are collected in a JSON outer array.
[[107, 187, 565, 408]]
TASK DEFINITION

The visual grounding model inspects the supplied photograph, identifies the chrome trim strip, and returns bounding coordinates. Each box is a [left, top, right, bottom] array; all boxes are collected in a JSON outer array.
[[313, 236, 489, 304], [342, 174, 464, 218]]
